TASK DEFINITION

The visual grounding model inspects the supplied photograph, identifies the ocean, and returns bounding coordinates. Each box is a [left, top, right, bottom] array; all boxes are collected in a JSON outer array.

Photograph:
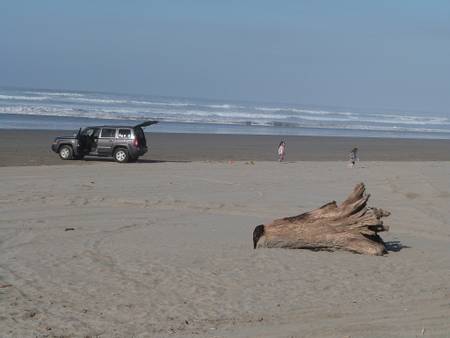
[[1, 87, 450, 139]]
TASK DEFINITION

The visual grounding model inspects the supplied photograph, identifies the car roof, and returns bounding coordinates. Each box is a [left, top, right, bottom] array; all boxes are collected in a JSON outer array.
[[84, 126, 133, 129], [83, 120, 158, 129]]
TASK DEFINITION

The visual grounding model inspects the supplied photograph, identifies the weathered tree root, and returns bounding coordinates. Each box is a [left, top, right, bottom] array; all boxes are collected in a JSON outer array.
[[253, 183, 390, 255]]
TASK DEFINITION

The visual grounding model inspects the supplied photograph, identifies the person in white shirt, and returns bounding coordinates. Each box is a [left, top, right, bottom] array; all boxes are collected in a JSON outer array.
[[278, 140, 286, 162]]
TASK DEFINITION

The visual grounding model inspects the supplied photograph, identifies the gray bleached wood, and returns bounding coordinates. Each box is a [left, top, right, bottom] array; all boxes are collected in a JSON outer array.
[[253, 183, 390, 255]]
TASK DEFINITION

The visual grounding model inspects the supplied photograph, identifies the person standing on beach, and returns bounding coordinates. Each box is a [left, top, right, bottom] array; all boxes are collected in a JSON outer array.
[[278, 140, 286, 162], [349, 147, 359, 167]]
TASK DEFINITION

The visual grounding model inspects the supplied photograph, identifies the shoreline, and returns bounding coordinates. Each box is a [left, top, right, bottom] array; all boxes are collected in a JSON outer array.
[[1, 129, 450, 166]]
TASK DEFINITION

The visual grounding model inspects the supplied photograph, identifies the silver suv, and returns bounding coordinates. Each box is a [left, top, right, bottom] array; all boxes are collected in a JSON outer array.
[[51, 121, 158, 163]]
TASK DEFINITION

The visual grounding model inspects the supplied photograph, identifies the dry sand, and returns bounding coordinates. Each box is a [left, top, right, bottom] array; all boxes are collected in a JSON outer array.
[[1, 160, 449, 337]]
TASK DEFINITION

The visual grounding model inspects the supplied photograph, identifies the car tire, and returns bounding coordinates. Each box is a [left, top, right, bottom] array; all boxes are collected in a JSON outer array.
[[113, 148, 129, 163], [59, 145, 73, 160]]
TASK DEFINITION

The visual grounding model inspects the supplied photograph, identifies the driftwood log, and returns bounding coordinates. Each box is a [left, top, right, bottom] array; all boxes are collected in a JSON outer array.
[[253, 183, 390, 255]]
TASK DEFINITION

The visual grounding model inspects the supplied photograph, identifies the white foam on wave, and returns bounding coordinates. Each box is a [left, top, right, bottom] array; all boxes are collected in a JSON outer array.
[[205, 104, 245, 109], [164, 110, 282, 120], [130, 100, 193, 107], [69, 97, 130, 104], [25, 91, 84, 98], [0, 105, 159, 122], [365, 113, 449, 125], [0, 94, 49, 101], [255, 106, 355, 116], [129, 101, 243, 109]]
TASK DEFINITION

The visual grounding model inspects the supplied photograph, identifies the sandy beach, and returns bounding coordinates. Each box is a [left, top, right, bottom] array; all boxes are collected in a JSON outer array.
[[1, 153, 449, 337]]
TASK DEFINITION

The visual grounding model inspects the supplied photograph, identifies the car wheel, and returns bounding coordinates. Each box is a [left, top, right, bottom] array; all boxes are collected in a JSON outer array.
[[114, 148, 129, 163], [59, 145, 73, 160]]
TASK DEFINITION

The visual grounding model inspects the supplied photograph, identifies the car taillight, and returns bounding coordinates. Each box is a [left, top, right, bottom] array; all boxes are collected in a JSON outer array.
[[133, 138, 139, 147]]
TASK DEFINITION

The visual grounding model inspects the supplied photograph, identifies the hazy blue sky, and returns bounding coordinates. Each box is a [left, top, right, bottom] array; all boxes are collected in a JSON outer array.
[[1, 1, 449, 112]]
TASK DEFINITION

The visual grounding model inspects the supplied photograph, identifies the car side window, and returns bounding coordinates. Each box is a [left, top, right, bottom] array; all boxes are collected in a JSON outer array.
[[100, 128, 116, 138], [118, 129, 132, 139], [81, 128, 94, 137]]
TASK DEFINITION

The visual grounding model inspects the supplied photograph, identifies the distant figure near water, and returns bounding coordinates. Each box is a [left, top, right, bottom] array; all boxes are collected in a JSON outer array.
[[278, 140, 286, 162], [349, 147, 359, 167]]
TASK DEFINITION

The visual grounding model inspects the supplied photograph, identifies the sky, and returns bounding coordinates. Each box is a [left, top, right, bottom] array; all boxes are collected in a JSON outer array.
[[1, 0, 450, 113]]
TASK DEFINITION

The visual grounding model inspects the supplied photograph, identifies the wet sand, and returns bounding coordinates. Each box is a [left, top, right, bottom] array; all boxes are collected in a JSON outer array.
[[1, 129, 450, 166]]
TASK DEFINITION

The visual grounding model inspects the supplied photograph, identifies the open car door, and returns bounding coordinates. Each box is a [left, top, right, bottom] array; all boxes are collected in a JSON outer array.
[[134, 121, 158, 129]]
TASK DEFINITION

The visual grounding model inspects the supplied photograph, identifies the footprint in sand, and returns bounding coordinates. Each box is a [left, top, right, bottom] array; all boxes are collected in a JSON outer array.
[[404, 192, 420, 199], [437, 191, 450, 199]]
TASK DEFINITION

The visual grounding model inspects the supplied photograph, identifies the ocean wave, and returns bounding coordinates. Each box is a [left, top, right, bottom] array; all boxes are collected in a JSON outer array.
[[128, 100, 243, 109], [205, 104, 245, 109], [0, 94, 50, 101], [68, 97, 130, 104], [2, 106, 450, 134], [1, 88, 450, 136], [365, 113, 449, 125], [25, 91, 84, 98], [1, 103, 449, 129], [130, 100, 192, 107], [254, 107, 355, 116]]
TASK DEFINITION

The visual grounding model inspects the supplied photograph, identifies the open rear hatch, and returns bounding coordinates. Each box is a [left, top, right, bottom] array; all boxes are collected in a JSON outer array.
[[134, 121, 158, 128], [133, 121, 158, 148]]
